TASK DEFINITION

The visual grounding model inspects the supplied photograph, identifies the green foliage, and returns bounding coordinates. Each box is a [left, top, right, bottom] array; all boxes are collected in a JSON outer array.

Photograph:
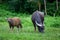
[[45, 16, 60, 28], [50, 17, 60, 27], [24, 2, 38, 14], [0, 0, 60, 16], [8, 0, 38, 13], [46, 1, 60, 16], [55, 10, 60, 16]]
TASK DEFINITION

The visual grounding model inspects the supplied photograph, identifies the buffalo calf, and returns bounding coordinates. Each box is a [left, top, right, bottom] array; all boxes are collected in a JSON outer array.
[[7, 17, 22, 31]]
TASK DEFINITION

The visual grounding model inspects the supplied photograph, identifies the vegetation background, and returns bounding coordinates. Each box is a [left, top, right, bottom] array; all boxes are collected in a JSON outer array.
[[0, 0, 60, 40]]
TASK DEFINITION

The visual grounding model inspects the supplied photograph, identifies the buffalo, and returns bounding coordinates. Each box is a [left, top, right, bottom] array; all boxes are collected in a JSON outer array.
[[7, 17, 22, 31], [31, 10, 44, 32]]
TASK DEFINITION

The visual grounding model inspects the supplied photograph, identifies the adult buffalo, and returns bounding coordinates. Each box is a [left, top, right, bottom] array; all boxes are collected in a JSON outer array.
[[7, 17, 22, 31], [31, 10, 44, 32]]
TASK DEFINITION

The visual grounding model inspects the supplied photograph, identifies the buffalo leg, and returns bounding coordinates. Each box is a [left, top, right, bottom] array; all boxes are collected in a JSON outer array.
[[17, 26, 20, 32], [9, 25, 12, 31], [32, 21, 36, 31], [19, 23, 22, 28], [9, 25, 12, 29], [11, 26, 14, 31], [9, 25, 14, 32]]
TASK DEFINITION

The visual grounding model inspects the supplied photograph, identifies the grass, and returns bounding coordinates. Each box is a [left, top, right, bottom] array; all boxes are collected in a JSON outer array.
[[0, 14, 60, 40], [0, 6, 60, 40]]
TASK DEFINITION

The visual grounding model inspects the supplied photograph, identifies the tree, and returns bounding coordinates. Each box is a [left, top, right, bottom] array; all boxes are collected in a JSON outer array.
[[0, 0, 2, 3], [8, 0, 26, 13], [44, 0, 47, 15], [56, 0, 58, 10], [36, 0, 41, 11], [54, 0, 58, 17], [28, 0, 41, 11]]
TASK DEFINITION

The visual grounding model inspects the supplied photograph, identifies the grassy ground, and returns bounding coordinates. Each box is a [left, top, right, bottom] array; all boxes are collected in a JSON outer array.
[[0, 7, 60, 40], [0, 15, 60, 40]]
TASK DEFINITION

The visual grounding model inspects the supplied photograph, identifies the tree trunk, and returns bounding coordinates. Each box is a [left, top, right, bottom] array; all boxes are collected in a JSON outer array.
[[53, 13, 55, 17], [56, 0, 58, 10], [38, 1, 41, 11], [44, 0, 47, 15], [0, 0, 2, 3]]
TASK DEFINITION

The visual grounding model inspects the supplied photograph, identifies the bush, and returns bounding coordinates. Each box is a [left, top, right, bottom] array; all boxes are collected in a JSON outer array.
[[50, 17, 60, 27]]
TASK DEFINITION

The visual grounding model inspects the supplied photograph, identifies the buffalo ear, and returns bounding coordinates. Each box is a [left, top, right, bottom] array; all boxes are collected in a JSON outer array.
[[5, 18, 11, 22], [5, 17, 9, 20]]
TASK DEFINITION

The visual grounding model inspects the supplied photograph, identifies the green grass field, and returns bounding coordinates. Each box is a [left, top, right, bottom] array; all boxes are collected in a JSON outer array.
[[0, 15, 60, 40], [0, 8, 60, 40]]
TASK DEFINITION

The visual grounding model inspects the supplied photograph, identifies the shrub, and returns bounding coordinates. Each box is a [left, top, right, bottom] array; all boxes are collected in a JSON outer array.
[[50, 17, 60, 27]]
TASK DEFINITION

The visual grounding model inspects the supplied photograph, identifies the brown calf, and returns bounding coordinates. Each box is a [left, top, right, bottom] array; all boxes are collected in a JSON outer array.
[[7, 17, 22, 31]]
